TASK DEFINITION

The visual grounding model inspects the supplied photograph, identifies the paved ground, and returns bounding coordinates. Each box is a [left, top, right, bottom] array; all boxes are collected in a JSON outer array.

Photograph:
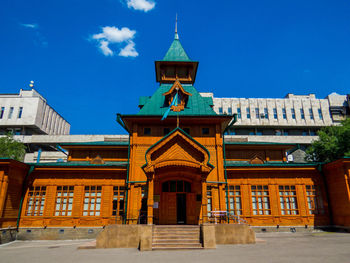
[[1, 232, 350, 263]]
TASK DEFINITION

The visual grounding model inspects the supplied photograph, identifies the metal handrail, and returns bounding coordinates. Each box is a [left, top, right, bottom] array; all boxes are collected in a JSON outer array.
[[208, 210, 247, 224]]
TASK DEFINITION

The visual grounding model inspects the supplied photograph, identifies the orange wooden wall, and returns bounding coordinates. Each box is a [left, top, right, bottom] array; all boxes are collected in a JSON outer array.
[[323, 158, 350, 227]]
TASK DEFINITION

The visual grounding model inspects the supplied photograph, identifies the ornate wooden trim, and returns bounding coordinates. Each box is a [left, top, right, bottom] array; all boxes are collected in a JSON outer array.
[[142, 129, 213, 176]]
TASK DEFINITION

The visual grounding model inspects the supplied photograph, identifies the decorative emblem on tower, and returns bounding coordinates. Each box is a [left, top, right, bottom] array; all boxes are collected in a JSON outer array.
[[163, 80, 192, 112]]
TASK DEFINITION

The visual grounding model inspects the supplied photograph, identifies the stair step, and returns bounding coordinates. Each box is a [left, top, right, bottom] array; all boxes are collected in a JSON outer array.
[[152, 239, 200, 244], [152, 243, 202, 248], [152, 225, 202, 250], [153, 236, 199, 240]]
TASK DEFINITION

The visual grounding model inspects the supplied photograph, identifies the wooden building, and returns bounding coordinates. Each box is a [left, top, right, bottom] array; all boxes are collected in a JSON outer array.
[[0, 32, 349, 231]]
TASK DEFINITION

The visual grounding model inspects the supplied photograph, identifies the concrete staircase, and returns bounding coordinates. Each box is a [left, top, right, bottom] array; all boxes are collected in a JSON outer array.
[[152, 225, 202, 250]]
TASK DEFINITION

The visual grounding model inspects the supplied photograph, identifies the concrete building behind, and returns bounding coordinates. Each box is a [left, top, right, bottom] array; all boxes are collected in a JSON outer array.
[[0, 88, 70, 135]]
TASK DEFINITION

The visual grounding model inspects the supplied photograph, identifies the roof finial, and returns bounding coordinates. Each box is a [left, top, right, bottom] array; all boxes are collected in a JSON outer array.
[[174, 13, 179, 40]]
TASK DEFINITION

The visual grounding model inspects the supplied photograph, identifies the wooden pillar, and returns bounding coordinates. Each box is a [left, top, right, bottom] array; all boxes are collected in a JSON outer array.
[[201, 179, 208, 223], [0, 173, 9, 218], [147, 175, 154, 225]]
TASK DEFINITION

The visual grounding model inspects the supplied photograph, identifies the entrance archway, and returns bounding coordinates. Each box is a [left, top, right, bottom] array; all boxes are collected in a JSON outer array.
[[142, 128, 214, 225]]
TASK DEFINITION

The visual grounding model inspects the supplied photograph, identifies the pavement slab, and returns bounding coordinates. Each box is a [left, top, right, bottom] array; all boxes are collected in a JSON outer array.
[[0, 232, 349, 263]]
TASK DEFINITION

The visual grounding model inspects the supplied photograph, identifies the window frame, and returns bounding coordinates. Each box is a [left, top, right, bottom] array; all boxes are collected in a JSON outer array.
[[112, 186, 126, 219], [246, 107, 251, 119], [251, 185, 271, 215], [318, 109, 323, 120], [18, 107, 23, 119], [8, 107, 14, 119], [225, 185, 242, 216], [54, 186, 74, 216], [83, 186, 102, 216], [236, 108, 241, 118], [264, 108, 268, 119], [255, 108, 260, 119], [25, 186, 46, 216], [282, 108, 287, 119], [279, 185, 299, 215], [291, 108, 296, 119], [273, 108, 277, 119], [0, 107, 4, 119], [305, 185, 325, 215], [309, 108, 314, 120]]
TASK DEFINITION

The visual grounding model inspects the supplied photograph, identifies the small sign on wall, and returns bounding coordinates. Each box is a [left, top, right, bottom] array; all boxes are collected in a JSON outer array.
[[153, 202, 159, 208]]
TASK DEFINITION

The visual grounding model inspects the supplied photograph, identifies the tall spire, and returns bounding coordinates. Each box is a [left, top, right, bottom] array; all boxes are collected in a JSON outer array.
[[174, 13, 179, 40]]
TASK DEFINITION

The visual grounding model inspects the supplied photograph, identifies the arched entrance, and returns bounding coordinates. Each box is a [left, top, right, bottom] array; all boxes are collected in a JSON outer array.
[[142, 128, 214, 225]]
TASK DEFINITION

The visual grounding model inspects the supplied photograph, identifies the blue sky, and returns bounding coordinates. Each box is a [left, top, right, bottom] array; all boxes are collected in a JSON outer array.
[[1, 0, 350, 134]]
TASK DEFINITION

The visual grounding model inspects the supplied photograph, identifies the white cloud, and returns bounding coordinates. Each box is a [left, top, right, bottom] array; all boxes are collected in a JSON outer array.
[[92, 26, 138, 57], [93, 26, 136, 43], [119, 41, 138, 57], [126, 0, 155, 12], [99, 40, 113, 56], [20, 23, 38, 29]]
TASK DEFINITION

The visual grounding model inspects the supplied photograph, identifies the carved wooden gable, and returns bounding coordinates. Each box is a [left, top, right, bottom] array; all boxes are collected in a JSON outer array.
[[143, 129, 213, 174], [249, 155, 265, 164]]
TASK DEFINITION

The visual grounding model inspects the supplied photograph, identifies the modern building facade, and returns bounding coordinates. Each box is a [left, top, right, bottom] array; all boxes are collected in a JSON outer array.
[[0, 31, 349, 238], [0, 88, 70, 135], [209, 92, 349, 137]]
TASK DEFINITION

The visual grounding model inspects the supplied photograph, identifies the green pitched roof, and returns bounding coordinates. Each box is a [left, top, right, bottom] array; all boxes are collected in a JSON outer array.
[[137, 84, 217, 116], [163, 39, 191, 62]]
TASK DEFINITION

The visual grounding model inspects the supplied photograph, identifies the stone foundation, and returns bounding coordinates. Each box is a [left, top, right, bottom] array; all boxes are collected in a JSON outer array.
[[17, 227, 103, 240], [0, 228, 17, 244], [214, 224, 256, 244], [96, 225, 152, 251]]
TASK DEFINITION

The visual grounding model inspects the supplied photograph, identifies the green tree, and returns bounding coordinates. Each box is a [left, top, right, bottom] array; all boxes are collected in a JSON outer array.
[[0, 133, 26, 161], [306, 118, 350, 162]]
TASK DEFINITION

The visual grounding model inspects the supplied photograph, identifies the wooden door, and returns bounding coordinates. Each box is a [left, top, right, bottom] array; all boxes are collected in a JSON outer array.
[[160, 192, 177, 224], [186, 193, 197, 225]]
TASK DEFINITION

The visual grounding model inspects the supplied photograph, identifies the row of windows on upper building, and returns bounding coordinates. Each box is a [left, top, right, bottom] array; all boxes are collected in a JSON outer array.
[[225, 128, 319, 136], [0, 106, 23, 119], [218, 107, 324, 121]]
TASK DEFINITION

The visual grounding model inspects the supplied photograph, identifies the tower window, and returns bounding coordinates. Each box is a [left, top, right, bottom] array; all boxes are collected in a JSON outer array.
[[228, 107, 232, 115], [163, 128, 170, 135], [300, 108, 305, 119], [183, 128, 190, 134], [202, 127, 209, 135], [144, 128, 151, 135], [218, 107, 223, 114]]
